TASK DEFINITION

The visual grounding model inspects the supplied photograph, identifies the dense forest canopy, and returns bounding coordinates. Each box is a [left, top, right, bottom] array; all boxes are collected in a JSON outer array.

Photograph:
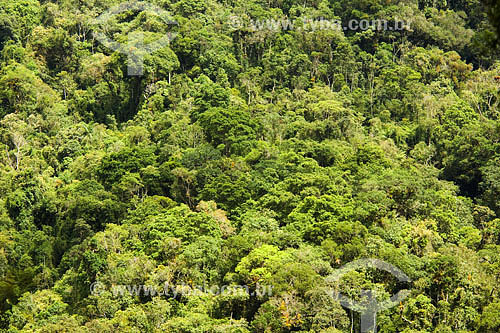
[[0, 0, 499, 332]]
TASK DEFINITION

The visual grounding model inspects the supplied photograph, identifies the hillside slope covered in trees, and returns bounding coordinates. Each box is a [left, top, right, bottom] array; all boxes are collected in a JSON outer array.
[[0, 0, 500, 332]]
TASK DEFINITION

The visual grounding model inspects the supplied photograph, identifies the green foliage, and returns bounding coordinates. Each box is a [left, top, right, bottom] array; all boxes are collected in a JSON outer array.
[[0, 0, 498, 331]]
